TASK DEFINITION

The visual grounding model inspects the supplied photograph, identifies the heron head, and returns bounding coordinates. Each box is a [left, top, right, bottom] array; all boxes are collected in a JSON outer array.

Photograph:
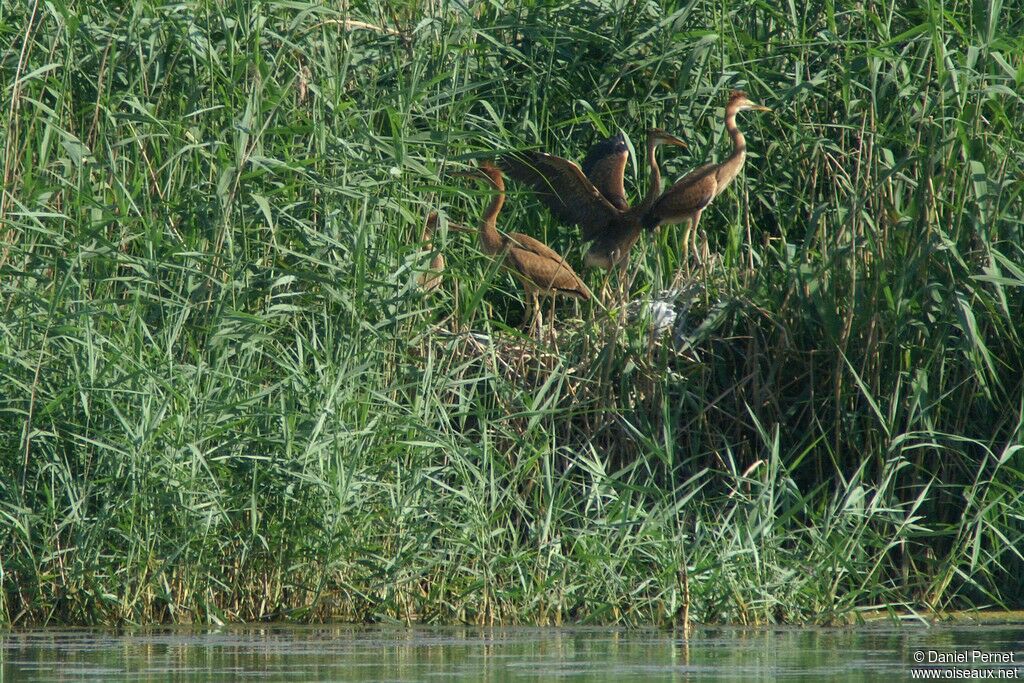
[[647, 128, 687, 149], [728, 90, 772, 113], [451, 161, 503, 190]]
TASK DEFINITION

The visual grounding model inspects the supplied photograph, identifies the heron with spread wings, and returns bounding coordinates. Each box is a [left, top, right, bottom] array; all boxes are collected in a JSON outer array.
[[500, 128, 687, 272]]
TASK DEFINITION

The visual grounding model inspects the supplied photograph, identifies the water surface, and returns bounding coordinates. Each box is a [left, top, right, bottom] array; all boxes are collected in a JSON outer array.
[[3, 623, 1023, 681]]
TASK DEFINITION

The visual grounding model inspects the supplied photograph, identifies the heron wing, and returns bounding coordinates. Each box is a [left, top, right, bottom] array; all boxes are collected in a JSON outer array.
[[505, 231, 565, 263], [645, 163, 719, 227], [505, 236, 591, 300], [500, 152, 619, 241], [582, 133, 629, 210]]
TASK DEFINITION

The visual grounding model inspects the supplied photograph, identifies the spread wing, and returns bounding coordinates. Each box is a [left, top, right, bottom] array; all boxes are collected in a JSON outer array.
[[500, 151, 620, 241], [581, 133, 629, 210]]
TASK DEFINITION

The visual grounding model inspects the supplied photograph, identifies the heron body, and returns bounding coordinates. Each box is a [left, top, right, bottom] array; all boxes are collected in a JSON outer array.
[[500, 128, 686, 271], [643, 91, 771, 261], [457, 162, 591, 332]]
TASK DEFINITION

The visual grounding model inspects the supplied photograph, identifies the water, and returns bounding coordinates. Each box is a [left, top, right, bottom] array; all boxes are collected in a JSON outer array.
[[2, 624, 1023, 681]]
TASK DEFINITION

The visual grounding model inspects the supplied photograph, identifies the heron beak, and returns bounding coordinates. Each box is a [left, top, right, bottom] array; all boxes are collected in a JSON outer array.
[[664, 134, 687, 148], [752, 104, 772, 112]]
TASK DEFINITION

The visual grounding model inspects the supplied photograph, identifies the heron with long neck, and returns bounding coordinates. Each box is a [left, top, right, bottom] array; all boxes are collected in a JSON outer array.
[[453, 162, 591, 334], [500, 128, 687, 271], [643, 91, 772, 263]]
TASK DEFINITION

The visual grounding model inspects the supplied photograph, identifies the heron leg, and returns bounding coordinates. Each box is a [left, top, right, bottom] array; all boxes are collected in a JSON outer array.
[[612, 264, 624, 302], [548, 294, 558, 342], [680, 219, 694, 270], [689, 210, 704, 267], [536, 292, 544, 337], [598, 267, 614, 305], [624, 258, 642, 302]]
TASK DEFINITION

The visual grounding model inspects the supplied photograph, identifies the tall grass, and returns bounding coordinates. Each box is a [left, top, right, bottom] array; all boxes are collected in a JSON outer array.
[[1, 0, 1022, 625]]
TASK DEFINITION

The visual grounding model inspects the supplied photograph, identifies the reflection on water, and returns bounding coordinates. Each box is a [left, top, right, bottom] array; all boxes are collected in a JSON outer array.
[[2, 623, 1023, 681]]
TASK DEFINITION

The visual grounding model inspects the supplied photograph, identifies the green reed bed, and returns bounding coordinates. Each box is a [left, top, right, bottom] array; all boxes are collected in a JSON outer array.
[[1, 0, 1022, 625]]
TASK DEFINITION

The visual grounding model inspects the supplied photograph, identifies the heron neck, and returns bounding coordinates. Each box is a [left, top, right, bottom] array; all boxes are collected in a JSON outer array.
[[478, 185, 505, 253], [725, 107, 746, 163], [711, 105, 748, 190], [482, 184, 505, 223]]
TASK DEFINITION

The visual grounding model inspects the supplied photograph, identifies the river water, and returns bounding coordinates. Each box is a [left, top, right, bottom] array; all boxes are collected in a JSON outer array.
[[2, 623, 1023, 681]]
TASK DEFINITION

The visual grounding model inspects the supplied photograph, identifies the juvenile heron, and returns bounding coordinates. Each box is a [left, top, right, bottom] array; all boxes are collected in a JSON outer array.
[[500, 128, 687, 271], [454, 162, 591, 334], [581, 132, 630, 210], [643, 91, 772, 263]]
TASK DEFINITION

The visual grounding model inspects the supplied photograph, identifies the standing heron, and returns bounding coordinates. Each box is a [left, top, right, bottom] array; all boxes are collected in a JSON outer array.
[[642, 91, 772, 263], [454, 161, 591, 334], [500, 128, 687, 272]]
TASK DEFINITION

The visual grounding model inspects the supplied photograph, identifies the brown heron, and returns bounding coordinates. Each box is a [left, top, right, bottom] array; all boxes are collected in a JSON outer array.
[[642, 91, 772, 263], [581, 132, 630, 210], [416, 211, 444, 293], [454, 161, 592, 333], [500, 128, 687, 271]]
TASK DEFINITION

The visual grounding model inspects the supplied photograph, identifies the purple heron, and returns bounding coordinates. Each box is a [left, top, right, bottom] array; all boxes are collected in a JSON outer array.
[[500, 128, 687, 270], [454, 161, 592, 333], [581, 132, 630, 210], [643, 91, 772, 262]]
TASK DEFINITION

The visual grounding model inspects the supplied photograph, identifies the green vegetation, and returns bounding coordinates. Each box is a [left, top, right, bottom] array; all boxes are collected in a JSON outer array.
[[1, 0, 1022, 626]]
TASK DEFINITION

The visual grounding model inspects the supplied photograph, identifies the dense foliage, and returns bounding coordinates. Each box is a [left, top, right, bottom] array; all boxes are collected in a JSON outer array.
[[1, 0, 1022, 625]]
